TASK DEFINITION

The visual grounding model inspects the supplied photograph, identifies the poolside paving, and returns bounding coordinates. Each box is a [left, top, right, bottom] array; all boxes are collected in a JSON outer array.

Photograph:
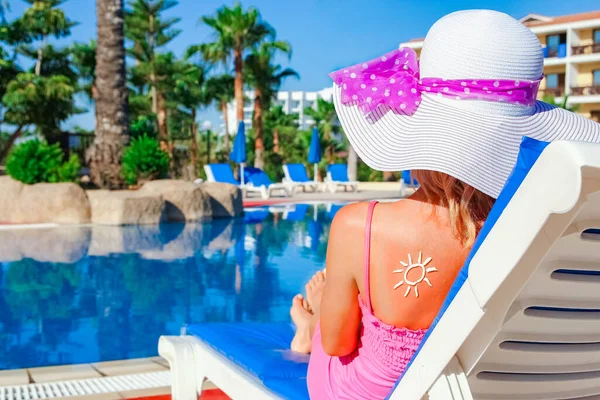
[[0, 369, 29, 386], [28, 363, 103, 383], [0, 357, 227, 399], [92, 358, 167, 376]]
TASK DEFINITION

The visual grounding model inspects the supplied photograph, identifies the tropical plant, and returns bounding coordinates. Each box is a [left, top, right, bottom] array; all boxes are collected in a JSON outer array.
[[121, 135, 169, 185], [6, 139, 80, 184], [264, 105, 297, 155], [304, 98, 338, 162], [12, 0, 76, 75], [17, 44, 77, 82], [171, 61, 210, 169], [0, 1, 8, 21], [197, 2, 273, 125], [71, 39, 97, 100], [542, 94, 580, 112], [204, 74, 234, 152], [1, 73, 78, 161], [87, 0, 129, 189], [126, 0, 181, 142], [245, 40, 298, 169], [130, 114, 157, 138]]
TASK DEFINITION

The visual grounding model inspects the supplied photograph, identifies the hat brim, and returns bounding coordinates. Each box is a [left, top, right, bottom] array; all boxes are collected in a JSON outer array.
[[333, 84, 600, 198]]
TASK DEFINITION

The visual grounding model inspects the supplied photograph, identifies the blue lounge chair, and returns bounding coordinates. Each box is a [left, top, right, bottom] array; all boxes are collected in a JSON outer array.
[[325, 164, 358, 193], [282, 164, 319, 193], [243, 167, 294, 199], [400, 170, 418, 196], [204, 164, 266, 198], [160, 140, 600, 399]]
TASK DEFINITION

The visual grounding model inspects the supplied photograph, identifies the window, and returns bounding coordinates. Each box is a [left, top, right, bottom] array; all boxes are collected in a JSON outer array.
[[545, 73, 565, 89], [594, 70, 600, 86], [547, 33, 566, 48], [546, 74, 558, 88], [594, 29, 600, 43], [546, 33, 567, 57]]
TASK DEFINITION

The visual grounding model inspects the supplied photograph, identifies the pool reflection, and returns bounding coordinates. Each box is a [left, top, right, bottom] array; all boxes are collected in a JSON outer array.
[[0, 203, 344, 369]]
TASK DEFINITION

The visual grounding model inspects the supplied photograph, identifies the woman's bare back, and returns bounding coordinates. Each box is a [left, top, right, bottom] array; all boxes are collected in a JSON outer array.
[[339, 195, 471, 331]]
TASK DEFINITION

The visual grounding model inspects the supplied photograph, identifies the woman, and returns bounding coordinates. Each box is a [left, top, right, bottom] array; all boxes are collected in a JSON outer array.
[[290, 9, 600, 400]]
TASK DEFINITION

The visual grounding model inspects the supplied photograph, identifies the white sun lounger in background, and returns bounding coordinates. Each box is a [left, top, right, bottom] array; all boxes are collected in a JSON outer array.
[[282, 164, 319, 193], [160, 139, 600, 400], [325, 164, 358, 193]]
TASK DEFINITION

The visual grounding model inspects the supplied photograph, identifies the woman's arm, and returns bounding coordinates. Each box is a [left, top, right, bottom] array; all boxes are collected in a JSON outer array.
[[319, 203, 366, 357]]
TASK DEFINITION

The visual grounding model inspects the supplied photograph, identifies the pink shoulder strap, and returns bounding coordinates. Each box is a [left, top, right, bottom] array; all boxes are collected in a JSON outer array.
[[364, 201, 378, 312]]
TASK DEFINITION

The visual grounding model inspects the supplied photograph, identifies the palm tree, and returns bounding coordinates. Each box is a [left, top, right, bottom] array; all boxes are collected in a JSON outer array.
[[87, 0, 129, 189], [14, 0, 75, 75], [245, 41, 298, 169], [171, 61, 210, 170], [198, 3, 273, 126], [204, 74, 234, 153], [304, 98, 338, 163], [264, 105, 297, 155], [125, 0, 181, 142], [304, 98, 359, 180]]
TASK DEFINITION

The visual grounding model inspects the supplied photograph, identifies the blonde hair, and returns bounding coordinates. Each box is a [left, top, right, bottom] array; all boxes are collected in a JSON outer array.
[[411, 170, 496, 248]]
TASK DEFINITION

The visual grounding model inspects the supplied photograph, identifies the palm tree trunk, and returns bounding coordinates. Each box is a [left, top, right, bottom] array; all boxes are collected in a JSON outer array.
[[383, 171, 394, 181], [273, 129, 280, 154], [253, 89, 264, 170], [191, 108, 198, 171], [157, 93, 168, 143], [221, 100, 230, 155], [35, 45, 43, 76], [0, 125, 24, 163], [87, 0, 129, 189], [348, 143, 358, 182], [234, 48, 244, 124]]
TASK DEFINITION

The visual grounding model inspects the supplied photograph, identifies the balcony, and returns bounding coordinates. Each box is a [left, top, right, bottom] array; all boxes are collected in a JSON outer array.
[[571, 43, 600, 56], [543, 44, 566, 58], [570, 86, 600, 96], [540, 87, 565, 97]]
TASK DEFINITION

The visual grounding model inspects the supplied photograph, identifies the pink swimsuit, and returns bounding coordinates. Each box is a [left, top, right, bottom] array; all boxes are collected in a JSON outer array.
[[307, 201, 427, 399]]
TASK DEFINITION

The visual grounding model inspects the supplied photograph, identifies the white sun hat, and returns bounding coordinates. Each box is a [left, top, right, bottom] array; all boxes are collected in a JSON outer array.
[[331, 9, 600, 198]]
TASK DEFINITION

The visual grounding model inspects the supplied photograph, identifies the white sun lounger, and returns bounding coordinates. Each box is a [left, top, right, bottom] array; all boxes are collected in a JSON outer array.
[[160, 139, 600, 400]]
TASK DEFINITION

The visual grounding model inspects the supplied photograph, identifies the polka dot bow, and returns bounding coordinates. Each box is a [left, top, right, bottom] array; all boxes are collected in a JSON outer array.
[[329, 47, 542, 116]]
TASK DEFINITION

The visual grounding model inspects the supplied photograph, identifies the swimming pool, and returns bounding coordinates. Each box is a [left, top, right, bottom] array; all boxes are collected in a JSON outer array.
[[0, 203, 344, 369]]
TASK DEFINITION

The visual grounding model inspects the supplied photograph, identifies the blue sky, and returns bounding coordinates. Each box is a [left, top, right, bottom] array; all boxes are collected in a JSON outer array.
[[5, 0, 600, 131]]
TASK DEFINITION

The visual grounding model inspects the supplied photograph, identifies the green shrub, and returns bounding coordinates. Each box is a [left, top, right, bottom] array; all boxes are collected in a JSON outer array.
[[121, 135, 170, 185], [6, 139, 81, 184]]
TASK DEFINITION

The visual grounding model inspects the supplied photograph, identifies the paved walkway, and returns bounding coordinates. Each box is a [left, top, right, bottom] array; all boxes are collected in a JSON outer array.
[[0, 357, 220, 399]]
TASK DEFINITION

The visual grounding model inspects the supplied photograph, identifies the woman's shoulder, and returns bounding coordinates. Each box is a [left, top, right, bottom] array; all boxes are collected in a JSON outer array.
[[330, 201, 375, 234]]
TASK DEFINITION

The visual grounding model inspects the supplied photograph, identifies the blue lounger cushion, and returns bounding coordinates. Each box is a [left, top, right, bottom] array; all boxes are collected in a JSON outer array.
[[186, 322, 310, 400]]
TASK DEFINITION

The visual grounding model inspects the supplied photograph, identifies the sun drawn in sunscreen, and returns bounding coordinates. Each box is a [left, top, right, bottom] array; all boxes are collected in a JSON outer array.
[[393, 252, 437, 298]]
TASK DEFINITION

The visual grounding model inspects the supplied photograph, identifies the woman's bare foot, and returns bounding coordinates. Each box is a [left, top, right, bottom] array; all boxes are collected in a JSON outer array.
[[290, 294, 313, 354], [305, 269, 326, 315]]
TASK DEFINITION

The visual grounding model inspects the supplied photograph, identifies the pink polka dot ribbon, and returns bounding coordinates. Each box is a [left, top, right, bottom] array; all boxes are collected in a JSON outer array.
[[329, 48, 542, 116]]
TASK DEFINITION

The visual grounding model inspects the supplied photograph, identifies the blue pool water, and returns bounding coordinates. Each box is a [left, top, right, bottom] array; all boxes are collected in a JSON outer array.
[[0, 203, 344, 370]]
